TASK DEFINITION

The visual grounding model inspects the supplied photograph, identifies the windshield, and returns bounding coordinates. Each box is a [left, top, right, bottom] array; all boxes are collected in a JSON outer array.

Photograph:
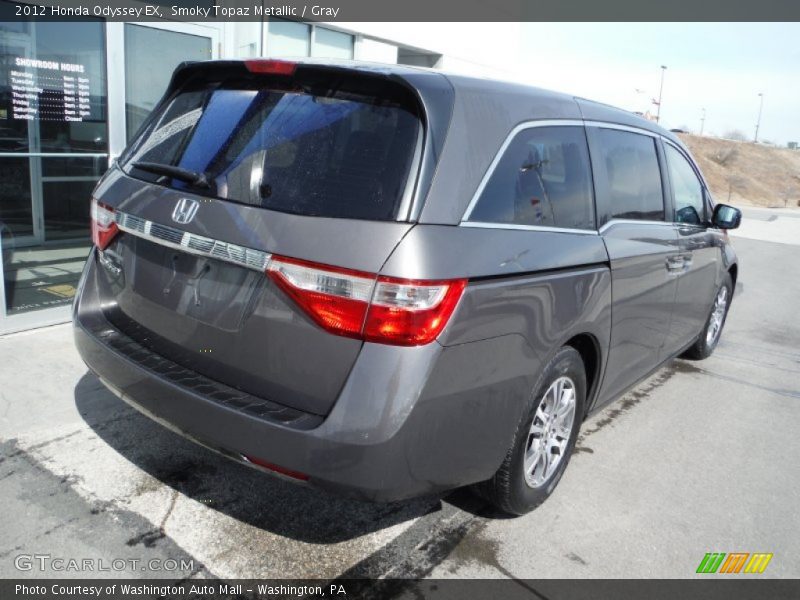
[[122, 77, 422, 221]]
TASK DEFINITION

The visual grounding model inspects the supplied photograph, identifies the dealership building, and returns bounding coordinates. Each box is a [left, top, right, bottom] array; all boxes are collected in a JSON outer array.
[[0, 13, 520, 333]]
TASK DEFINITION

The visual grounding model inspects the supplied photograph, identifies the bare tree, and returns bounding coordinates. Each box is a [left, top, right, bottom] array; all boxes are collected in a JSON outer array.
[[723, 129, 748, 142]]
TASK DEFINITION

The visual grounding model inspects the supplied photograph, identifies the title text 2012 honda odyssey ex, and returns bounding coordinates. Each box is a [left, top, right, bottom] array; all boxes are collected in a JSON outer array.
[[74, 59, 741, 515]]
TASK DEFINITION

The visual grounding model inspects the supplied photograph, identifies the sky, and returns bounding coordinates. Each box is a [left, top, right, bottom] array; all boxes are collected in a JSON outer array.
[[514, 23, 800, 145]]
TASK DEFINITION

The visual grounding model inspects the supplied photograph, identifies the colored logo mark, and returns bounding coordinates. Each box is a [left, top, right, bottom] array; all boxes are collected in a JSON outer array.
[[696, 552, 773, 574]]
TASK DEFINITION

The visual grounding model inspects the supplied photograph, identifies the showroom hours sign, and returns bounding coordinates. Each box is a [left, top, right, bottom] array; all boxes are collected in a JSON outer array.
[[9, 57, 91, 122]]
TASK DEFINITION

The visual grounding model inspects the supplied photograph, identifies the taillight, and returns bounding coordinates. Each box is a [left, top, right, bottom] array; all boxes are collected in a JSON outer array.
[[90, 198, 119, 250], [364, 278, 468, 346], [244, 59, 297, 76], [266, 255, 467, 347], [267, 256, 373, 340]]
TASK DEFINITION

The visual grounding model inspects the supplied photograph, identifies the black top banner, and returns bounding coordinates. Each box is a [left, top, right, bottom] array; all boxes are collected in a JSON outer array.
[[1, 0, 799, 22]]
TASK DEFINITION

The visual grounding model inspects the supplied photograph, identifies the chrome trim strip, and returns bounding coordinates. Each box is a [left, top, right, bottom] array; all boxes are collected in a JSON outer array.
[[115, 211, 271, 272], [462, 218, 670, 236], [583, 120, 660, 138], [460, 119, 586, 222], [598, 219, 670, 233], [461, 221, 598, 236]]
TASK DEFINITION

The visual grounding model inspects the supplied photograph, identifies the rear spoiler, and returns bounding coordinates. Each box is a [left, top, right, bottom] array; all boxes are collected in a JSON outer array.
[[120, 59, 428, 166]]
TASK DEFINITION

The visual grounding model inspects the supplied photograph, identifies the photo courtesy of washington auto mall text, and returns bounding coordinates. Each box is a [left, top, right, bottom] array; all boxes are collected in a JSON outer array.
[[13, 583, 347, 598]]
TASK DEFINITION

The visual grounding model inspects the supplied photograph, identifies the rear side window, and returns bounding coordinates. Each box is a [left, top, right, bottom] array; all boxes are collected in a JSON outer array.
[[122, 76, 422, 221], [467, 126, 595, 230], [593, 129, 664, 221], [664, 144, 705, 225]]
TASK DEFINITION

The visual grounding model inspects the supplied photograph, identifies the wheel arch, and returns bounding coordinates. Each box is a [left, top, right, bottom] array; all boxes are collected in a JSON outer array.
[[728, 263, 738, 290], [563, 332, 602, 417]]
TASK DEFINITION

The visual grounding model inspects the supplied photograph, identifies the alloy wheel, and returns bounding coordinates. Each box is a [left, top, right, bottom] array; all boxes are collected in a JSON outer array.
[[523, 376, 576, 488], [706, 286, 729, 346]]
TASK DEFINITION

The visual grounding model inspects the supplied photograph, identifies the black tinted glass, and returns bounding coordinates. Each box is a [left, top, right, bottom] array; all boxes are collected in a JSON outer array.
[[122, 78, 421, 221], [469, 126, 595, 230], [595, 129, 664, 221]]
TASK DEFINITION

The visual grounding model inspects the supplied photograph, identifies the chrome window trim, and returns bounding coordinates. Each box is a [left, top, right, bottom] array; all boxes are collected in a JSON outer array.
[[462, 217, 673, 236], [597, 219, 673, 234], [115, 211, 271, 272], [460, 119, 586, 222], [583, 120, 660, 138], [461, 221, 598, 236]]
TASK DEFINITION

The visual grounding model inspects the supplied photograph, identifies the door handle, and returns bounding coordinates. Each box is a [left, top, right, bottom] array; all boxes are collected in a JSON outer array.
[[666, 255, 685, 274]]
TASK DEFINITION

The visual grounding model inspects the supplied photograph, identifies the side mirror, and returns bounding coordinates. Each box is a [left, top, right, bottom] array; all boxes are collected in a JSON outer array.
[[676, 205, 702, 225], [712, 203, 742, 230]]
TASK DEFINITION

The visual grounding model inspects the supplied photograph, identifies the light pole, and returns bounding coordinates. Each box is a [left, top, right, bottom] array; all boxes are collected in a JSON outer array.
[[656, 65, 667, 123], [700, 108, 706, 136], [754, 93, 764, 143]]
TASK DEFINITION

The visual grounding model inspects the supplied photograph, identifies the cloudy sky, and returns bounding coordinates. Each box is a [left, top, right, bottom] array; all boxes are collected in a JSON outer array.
[[517, 23, 800, 145]]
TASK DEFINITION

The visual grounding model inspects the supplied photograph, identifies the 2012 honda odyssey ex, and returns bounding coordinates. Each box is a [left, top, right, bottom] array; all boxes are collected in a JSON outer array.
[[74, 59, 741, 515]]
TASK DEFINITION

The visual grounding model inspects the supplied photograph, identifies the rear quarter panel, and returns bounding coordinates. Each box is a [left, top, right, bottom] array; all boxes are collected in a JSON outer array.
[[384, 225, 612, 414]]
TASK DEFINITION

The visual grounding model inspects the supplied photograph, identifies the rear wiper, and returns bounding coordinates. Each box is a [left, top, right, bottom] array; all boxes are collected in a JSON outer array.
[[132, 161, 211, 190]]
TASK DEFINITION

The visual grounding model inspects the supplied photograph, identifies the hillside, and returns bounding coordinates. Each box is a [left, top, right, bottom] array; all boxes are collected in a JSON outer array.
[[679, 134, 800, 208]]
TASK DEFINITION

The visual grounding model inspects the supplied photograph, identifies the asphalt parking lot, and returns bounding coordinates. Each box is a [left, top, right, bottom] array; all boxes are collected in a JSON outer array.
[[1, 206, 798, 580]]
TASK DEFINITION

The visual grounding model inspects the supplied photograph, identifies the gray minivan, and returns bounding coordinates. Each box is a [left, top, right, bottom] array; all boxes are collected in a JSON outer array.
[[74, 59, 741, 515]]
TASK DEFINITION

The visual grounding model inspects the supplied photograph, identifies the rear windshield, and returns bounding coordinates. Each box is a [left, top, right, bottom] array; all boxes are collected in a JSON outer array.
[[121, 75, 422, 221]]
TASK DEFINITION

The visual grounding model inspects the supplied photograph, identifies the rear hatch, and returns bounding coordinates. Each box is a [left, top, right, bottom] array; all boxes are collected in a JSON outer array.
[[91, 60, 428, 416]]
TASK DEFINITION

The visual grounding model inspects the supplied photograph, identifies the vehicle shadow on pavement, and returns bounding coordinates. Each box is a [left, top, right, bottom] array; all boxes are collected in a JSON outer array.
[[73, 372, 441, 544]]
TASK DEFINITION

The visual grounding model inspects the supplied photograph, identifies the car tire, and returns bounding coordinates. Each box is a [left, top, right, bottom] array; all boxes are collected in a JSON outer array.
[[473, 346, 586, 516], [681, 272, 733, 360]]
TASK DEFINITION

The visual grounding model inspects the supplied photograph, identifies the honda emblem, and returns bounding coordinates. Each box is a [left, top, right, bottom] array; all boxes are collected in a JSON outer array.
[[172, 198, 199, 225]]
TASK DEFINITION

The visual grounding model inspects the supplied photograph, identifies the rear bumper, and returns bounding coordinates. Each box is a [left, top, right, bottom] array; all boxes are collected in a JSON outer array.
[[74, 251, 526, 502]]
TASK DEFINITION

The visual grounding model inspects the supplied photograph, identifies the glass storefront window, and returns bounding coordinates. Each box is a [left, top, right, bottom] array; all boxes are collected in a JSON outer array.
[[41, 156, 107, 241], [266, 21, 354, 60], [0, 19, 107, 153], [124, 24, 212, 142], [266, 20, 310, 57], [233, 22, 262, 58], [0, 157, 32, 240], [0, 15, 107, 322], [312, 27, 354, 60], [3, 156, 107, 316], [0, 17, 219, 330]]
